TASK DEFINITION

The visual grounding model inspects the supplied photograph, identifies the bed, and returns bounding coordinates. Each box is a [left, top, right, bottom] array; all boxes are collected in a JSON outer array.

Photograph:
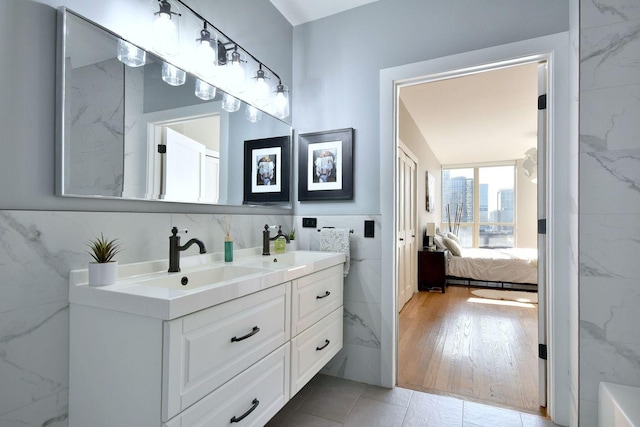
[[435, 233, 538, 291]]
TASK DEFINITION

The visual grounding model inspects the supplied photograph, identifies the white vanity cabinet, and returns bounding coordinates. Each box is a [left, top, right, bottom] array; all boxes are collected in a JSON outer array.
[[69, 257, 344, 427]]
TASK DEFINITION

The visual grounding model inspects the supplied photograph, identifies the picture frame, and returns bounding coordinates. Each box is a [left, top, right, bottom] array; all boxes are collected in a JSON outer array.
[[426, 171, 435, 212], [298, 128, 354, 201], [243, 135, 290, 204]]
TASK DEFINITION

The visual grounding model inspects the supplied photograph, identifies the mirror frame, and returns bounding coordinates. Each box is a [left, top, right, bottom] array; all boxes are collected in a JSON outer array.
[[55, 7, 293, 209]]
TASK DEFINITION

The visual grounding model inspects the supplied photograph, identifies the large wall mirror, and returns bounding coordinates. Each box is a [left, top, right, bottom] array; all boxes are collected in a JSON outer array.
[[56, 9, 292, 207]]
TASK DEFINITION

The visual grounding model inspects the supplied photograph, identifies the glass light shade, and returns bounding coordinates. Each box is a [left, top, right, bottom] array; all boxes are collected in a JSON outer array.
[[195, 79, 217, 100], [193, 28, 217, 77], [252, 69, 270, 107], [117, 39, 146, 67], [226, 51, 246, 93], [162, 62, 186, 86], [245, 105, 262, 123], [272, 84, 290, 119], [222, 93, 241, 112], [152, 1, 180, 57]]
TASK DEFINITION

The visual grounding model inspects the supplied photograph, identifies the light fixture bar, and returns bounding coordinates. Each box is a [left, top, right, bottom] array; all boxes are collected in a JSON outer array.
[[173, 0, 283, 84]]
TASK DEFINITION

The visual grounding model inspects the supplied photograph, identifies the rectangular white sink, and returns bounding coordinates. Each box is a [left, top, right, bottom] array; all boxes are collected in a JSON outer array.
[[69, 249, 345, 320], [135, 265, 268, 290]]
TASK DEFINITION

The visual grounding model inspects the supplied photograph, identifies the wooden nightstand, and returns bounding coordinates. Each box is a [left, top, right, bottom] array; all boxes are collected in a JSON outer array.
[[418, 249, 448, 293]]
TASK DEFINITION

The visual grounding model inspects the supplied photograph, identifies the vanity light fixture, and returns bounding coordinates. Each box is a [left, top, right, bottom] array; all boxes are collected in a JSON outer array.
[[150, 0, 291, 119], [252, 66, 270, 108], [152, 0, 181, 57], [194, 22, 217, 77], [195, 79, 216, 100], [162, 62, 186, 86], [245, 105, 262, 123], [116, 39, 146, 67], [272, 83, 290, 119], [222, 92, 241, 112]]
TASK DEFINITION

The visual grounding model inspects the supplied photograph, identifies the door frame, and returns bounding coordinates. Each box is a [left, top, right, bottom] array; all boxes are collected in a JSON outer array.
[[379, 32, 576, 425]]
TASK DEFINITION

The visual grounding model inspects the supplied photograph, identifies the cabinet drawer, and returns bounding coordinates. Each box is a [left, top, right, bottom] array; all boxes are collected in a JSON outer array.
[[162, 284, 291, 421], [292, 264, 343, 335], [290, 306, 343, 396], [164, 343, 290, 427]]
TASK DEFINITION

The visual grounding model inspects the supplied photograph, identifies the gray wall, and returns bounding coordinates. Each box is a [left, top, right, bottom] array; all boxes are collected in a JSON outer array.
[[292, 0, 570, 215], [0, 0, 292, 213]]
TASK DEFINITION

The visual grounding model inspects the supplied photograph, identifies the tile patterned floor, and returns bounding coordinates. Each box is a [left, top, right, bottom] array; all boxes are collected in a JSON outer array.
[[267, 375, 561, 427]]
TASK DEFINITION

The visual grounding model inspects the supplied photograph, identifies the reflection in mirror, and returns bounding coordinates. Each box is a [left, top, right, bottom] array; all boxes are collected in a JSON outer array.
[[58, 9, 292, 207]]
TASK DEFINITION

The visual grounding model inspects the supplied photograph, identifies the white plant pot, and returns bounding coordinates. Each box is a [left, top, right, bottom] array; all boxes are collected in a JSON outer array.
[[88, 261, 118, 287]]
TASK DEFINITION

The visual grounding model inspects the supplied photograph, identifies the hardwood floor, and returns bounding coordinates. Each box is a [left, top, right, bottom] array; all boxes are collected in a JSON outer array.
[[398, 286, 543, 415]]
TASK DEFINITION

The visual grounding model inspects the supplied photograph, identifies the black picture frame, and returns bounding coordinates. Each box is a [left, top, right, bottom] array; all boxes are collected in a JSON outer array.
[[298, 128, 354, 201], [243, 135, 291, 204]]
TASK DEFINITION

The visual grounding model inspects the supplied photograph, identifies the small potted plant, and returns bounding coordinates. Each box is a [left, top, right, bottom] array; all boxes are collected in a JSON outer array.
[[287, 228, 297, 251], [86, 233, 121, 286]]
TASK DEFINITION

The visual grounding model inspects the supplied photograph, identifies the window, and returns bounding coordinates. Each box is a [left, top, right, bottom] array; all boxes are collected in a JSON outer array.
[[442, 165, 515, 248]]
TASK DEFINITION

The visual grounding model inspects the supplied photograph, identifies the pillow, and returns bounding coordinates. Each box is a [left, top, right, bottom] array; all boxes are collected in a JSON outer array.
[[442, 236, 462, 256], [446, 232, 461, 245], [433, 234, 446, 250]]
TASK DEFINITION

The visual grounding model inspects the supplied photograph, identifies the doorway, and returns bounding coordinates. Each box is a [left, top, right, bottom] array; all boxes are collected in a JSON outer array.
[[379, 32, 574, 424], [395, 62, 545, 413]]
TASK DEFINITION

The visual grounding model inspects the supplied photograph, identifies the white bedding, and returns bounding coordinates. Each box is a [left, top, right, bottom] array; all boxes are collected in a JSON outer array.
[[447, 248, 538, 284]]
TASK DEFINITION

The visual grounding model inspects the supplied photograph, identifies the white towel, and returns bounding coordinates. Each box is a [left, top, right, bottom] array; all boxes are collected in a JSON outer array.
[[319, 228, 351, 277]]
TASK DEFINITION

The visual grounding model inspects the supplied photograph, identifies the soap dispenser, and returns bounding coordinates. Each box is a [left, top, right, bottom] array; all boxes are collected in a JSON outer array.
[[224, 216, 233, 262], [274, 234, 286, 254]]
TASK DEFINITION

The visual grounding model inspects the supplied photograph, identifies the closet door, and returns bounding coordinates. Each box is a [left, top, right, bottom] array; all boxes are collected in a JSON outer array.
[[397, 144, 418, 311]]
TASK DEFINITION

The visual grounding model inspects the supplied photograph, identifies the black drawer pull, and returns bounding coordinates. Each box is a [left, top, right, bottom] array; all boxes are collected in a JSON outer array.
[[316, 291, 331, 299], [231, 326, 260, 342], [316, 339, 330, 351], [230, 398, 259, 423]]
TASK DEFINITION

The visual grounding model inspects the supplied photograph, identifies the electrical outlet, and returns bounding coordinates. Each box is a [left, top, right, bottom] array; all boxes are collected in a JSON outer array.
[[302, 217, 317, 228], [364, 220, 375, 238]]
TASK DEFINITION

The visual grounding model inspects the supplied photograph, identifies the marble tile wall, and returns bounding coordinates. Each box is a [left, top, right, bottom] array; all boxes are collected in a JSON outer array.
[[0, 210, 291, 427], [292, 215, 383, 386], [579, 1, 640, 425], [65, 58, 125, 197]]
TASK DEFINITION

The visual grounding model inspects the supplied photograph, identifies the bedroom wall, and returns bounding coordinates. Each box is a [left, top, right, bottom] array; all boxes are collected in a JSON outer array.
[[578, 1, 640, 425], [516, 159, 538, 248], [398, 99, 442, 240]]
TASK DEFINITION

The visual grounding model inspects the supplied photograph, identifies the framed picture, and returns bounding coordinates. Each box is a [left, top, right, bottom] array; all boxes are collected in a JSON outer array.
[[243, 135, 290, 204], [426, 171, 435, 212], [298, 128, 354, 201]]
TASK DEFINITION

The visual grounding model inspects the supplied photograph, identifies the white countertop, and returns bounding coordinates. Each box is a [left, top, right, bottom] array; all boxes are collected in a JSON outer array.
[[69, 249, 345, 320]]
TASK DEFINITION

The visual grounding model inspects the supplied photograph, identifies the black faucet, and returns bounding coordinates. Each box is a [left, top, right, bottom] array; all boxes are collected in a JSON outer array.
[[262, 224, 289, 256], [169, 227, 207, 272]]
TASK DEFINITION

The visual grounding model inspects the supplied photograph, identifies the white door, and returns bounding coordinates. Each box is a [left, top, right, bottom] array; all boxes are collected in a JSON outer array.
[[397, 143, 418, 311], [537, 62, 548, 407], [162, 128, 206, 202]]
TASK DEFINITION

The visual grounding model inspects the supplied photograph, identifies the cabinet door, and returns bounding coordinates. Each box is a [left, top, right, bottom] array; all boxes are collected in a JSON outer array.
[[164, 343, 290, 427], [162, 284, 290, 421], [290, 307, 343, 396], [292, 264, 343, 335]]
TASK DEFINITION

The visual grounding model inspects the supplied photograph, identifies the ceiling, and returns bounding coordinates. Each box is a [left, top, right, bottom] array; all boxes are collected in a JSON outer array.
[[399, 63, 539, 166], [269, 0, 380, 26]]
